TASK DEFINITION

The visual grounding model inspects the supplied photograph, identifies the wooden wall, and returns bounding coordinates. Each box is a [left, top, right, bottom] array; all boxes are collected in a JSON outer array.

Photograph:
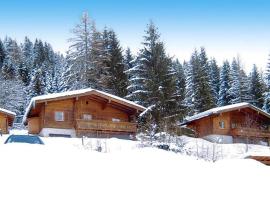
[[212, 112, 231, 135], [28, 117, 40, 134], [75, 96, 129, 122], [187, 113, 232, 137], [43, 99, 75, 129], [187, 117, 213, 137], [0, 113, 7, 134]]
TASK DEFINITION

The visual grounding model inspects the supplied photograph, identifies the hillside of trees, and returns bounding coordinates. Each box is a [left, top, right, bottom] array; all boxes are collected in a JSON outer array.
[[0, 12, 270, 133]]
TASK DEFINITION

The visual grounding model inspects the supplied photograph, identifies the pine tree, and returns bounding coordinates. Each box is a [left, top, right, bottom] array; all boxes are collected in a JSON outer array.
[[29, 68, 46, 98], [89, 22, 105, 90], [19, 37, 33, 86], [130, 22, 180, 132], [2, 54, 16, 79], [239, 68, 250, 102], [191, 48, 215, 112], [249, 64, 264, 108], [102, 29, 128, 97], [218, 60, 231, 106], [0, 76, 25, 114], [67, 12, 93, 89], [228, 58, 241, 104], [184, 61, 195, 115], [0, 39, 5, 69], [172, 59, 186, 118], [263, 55, 270, 112], [208, 58, 219, 105]]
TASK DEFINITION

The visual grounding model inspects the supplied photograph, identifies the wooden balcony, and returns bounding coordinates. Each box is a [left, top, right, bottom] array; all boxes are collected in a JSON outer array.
[[231, 127, 270, 138], [76, 119, 137, 133]]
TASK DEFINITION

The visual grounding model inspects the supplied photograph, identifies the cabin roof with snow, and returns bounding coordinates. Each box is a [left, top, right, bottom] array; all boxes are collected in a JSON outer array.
[[182, 102, 270, 125], [0, 108, 16, 117], [23, 88, 146, 124]]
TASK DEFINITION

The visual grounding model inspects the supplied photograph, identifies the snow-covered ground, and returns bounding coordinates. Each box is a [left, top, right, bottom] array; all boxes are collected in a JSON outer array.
[[0, 129, 269, 200]]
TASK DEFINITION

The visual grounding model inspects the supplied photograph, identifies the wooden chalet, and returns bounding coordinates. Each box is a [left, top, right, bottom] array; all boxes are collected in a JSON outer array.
[[23, 89, 146, 138], [0, 108, 16, 134], [182, 103, 270, 145]]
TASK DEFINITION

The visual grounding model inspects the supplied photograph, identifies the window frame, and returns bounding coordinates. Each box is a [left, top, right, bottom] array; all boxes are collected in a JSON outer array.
[[219, 121, 225, 129], [112, 118, 121, 122], [83, 114, 92, 121], [55, 111, 64, 122]]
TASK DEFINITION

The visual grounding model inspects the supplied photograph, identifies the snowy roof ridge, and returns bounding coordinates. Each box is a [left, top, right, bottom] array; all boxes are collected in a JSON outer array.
[[182, 102, 270, 124], [0, 107, 16, 116], [23, 88, 146, 124]]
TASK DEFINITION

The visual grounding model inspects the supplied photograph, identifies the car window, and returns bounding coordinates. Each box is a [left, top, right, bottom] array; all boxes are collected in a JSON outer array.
[[5, 135, 44, 145]]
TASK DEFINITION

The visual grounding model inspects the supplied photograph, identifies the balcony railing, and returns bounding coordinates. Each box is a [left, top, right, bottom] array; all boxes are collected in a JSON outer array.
[[231, 127, 270, 138], [76, 119, 137, 133]]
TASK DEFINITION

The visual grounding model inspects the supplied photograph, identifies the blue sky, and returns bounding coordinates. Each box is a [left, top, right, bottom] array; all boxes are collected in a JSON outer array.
[[0, 0, 270, 71]]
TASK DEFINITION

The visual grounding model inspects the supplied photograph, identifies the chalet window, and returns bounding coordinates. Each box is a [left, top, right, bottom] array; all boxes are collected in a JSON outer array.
[[231, 122, 237, 128], [55, 111, 64, 121], [219, 121, 225, 129], [83, 114, 92, 121], [112, 118, 121, 122]]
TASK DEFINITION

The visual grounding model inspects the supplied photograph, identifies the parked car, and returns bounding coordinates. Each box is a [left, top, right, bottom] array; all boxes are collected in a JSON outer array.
[[4, 135, 44, 145]]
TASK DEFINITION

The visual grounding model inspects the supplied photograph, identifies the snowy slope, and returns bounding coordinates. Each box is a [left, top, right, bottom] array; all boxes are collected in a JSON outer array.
[[0, 130, 269, 200]]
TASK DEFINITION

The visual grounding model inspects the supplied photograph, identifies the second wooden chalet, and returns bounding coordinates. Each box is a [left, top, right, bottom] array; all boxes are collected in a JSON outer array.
[[182, 103, 270, 145], [23, 89, 146, 138], [0, 108, 16, 134]]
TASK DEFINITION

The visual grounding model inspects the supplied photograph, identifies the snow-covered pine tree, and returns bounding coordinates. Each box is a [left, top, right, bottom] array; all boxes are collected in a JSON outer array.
[[19, 37, 33, 86], [249, 64, 264, 108], [33, 39, 45, 71], [263, 55, 270, 112], [102, 29, 127, 97], [0, 39, 5, 69], [0, 72, 25, 114], [67, 12, 93, 89], [239, 68, 250, 102], [29, 68, 46, 98], [184, 60, 195, 116], [218, 60, 231, 106], [4, 37, 22, 69], [51, 53, 69, 92], [132, 22, 179, 132], [228, 58, 241, 104], [191, 48, 215, 112], [124, 48, 134, 72], [2, 54, 16, 79], [125, 56, 142, 104], [171, 59, 186, 119], [43, 42, 57, 93], [208, 58, 220, 105], [89, 22, 105, 90], [2, 37, 22, 80]]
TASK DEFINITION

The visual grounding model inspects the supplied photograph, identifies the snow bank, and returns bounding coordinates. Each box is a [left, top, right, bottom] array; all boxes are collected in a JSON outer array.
[[0, 138, 269, 200]]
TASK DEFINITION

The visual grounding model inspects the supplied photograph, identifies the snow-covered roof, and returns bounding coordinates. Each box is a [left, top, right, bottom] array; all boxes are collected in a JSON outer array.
[[0, 107, 16, 117], [23, 88, 146, 124], [182, 102, 270, 124]]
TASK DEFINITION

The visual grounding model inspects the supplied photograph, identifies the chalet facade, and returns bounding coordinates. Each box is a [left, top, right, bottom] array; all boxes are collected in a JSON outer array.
[[182, 103, 270, 145], [23, 89, 146, 138], [0, 108, 16, 134]]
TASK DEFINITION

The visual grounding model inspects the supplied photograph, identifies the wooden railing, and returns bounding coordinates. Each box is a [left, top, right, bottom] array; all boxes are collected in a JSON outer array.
[[231, 127, 270, 138], [76, 119, 137, 133]]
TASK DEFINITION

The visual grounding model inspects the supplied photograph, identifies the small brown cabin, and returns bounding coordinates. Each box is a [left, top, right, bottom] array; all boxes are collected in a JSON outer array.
[[182, 103, 270, 145], [0, 108, 16, 134], [23, 89, 146, 138]]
